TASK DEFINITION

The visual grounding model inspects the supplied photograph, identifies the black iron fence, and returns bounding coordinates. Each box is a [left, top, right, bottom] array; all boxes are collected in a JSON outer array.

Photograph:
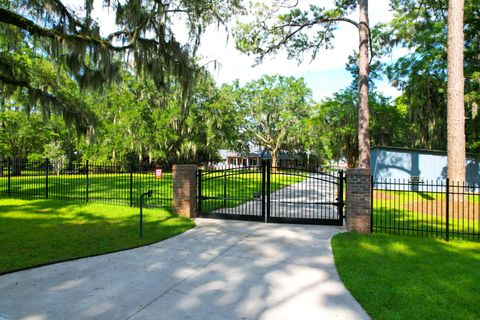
[[372, 178, 480, 241], [198, 161, 344, 225], [0, 158, 172, 209]]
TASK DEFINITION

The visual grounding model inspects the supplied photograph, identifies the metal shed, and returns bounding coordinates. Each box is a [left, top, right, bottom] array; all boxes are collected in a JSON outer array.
[[371, 146, 480, 190]]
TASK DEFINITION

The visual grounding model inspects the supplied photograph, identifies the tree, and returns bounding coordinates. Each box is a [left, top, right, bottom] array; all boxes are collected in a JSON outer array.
[[0, 109, 54, 175], [231, 75, 313, 168], [317, 89, 359, 167], [301, 114, 333, 168], [43, 142, 66, 175], [314, 85, 409, 167], [382, 0, 479, 154], [234, 0, 372, 168], [81, 70, 239, 165], [0, 0, 244, 123], [0, 43, 97, 132], [358, 0, 370, 168], [447, 0, 465, 182], [0, 110, 52, 160]]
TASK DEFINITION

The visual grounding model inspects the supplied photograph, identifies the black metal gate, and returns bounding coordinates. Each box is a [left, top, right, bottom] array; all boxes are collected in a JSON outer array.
[[198, 161, 344, 225]]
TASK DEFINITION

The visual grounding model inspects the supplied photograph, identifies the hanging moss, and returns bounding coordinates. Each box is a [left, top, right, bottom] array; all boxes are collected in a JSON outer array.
[[0, 0, 244, 131]]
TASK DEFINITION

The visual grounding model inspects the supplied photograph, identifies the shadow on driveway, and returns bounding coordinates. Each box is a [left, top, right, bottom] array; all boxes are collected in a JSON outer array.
[[0, 219, 368, 320]]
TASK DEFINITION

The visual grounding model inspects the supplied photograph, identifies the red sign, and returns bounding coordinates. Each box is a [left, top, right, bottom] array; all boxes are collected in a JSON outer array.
[[155, 169, 162, 179]]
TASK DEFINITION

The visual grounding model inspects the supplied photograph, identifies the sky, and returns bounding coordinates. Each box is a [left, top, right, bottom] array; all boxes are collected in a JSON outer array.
[[83, 0, 404, 101], [191, 1, 404, 101]]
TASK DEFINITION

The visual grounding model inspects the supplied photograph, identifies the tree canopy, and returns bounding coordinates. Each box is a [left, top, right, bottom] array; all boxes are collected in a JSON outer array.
[[1, 0, 478, 170], [0, 0, 244, 130], [226, 75, 313, 167], [381, 0, 479, 152], [312, 85, 410, 167], [233, 0, 372, 168]]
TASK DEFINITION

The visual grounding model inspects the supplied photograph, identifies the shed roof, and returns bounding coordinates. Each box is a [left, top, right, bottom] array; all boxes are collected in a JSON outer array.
[[371, 146, 478, 157]]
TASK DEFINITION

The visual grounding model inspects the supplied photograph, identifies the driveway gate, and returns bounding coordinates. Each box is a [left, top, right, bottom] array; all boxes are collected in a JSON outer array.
[[197, 162, 344, 225]]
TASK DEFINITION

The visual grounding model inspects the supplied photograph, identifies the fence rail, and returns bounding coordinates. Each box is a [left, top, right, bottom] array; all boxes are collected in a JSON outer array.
[[372, 178, 480, 241], [0, 158, 172, 209]]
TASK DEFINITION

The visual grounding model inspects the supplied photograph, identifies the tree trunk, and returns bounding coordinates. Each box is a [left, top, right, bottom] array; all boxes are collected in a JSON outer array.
[[346, 148, 357, 168], [357, 0, 370, 169], [447, 0, 465, 182], [11, 157, 21, 176], [271, 149, 279, 170]]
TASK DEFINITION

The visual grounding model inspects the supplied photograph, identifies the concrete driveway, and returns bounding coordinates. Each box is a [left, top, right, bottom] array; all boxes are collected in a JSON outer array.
[[0, 219, 368, 320]]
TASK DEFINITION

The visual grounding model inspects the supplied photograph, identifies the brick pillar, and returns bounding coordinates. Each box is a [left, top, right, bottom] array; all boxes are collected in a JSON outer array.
[[173, 164, 198, 218], [346, 168, 372, 233]]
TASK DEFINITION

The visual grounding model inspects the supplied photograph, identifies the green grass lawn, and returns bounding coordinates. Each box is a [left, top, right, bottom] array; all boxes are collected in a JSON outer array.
[[373, 189, 480, 202], [0, 197, 194, 274], [373, 189, 480, 241], [0, 172, 173, 207], [332, 232, 480, 320], [0, 169, 306, 213]]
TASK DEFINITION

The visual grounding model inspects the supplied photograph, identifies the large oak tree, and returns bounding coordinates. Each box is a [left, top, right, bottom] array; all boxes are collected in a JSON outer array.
[[228, 75, 313, 168], [0, 0, 244, 128]]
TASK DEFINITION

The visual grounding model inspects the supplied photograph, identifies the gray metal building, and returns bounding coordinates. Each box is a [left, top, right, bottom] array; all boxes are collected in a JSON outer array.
[[371, 146, 480, 190]]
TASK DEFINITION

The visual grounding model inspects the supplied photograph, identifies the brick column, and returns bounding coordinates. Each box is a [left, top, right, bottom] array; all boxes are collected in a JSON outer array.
[[346, 168, 372, 233], [173, 164, 198, 219]]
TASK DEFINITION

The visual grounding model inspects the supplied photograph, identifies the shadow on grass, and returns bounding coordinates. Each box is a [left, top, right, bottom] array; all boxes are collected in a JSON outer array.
[[372, 206, 480, 241], [0, 174, 174, 207], [0, 219, 366, 320], [0, 197, 194, 274], [415, 191, 435, 200]]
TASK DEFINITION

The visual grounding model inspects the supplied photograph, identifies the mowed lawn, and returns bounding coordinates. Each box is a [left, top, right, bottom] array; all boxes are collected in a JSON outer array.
[[0, 198, 194, 274], [373, 189, 480, 240], [0, 169, 307, 212], [0, 172, 174, 207], [332, 233, 480, 320]]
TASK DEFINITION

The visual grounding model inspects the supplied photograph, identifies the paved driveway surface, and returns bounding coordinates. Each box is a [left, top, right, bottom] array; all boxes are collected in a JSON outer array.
[[0, 219, 368, 320]]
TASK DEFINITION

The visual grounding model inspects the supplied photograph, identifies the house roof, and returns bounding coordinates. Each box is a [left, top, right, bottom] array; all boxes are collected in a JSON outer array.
[[218, 149, 241, 158], [219, 149, 301, 160]]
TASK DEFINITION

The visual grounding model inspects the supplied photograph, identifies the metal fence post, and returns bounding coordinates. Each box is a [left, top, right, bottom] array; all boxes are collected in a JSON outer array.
[[197, 169, 202, 214], [370, 175, 374, 233], [223, 170, 227, 208], [129, 162, 133, 207], [85, 160, 89, 202], [45, 158, 49, 199], [338, 170, 344, 222], [446, 178, 450, 241], [261, 160, 266, 221], [266, 160, 271, 222], [7, 158, 11, 196]]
